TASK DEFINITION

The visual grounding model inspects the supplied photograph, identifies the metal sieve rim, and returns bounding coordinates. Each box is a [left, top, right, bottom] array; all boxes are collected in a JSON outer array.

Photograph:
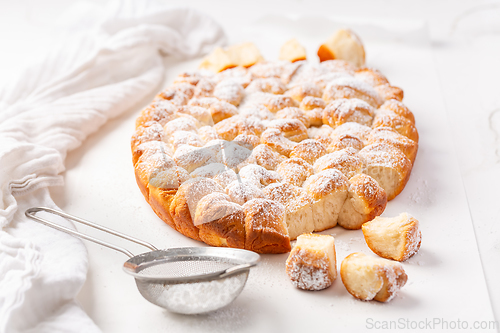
[[122, 247, 260, 283]]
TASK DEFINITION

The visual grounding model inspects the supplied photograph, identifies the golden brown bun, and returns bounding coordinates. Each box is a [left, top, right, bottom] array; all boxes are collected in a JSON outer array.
[[131, 140, 172, 168], [246, 78, 287, 95], [323, 78, 384, 108], [362, 212, 422, 261], [197, 126, 220, 143], [285, 83, 322, 102], [286, 234, 337, 290], [194, 192, 246, 248], [233, 134, 261, 150], [276, 107, 311, 128], [317, 29, 366, 67], [322, 98, 374, 128], [307, 125, 335, 147], [340, 252, 407, 302], [169, 178, 224, 241], [328, 133, 364, 153], [135, 100, 177, 128], [375, 84, 404, 102], [276, 157, 314, 187], [213, 79, 244, 106], [313, 147, 366, 179], [338, 173, 387, 230], [358, 143, 412, 201], [215, 66, 253, 88], [289, 139, 327, 164], [268, 119, 308, 142], [372, 112, 419, 142], [303, 169, 349, 231], [250, 144, 287, 171], [226, 180, 265, 205], [131, 122, 165, 152], [238, 164, 282, 188], [199, 43, 264, 73], [243, 198, 291, 253], [193, 78, 216, 98], [263, 182, 314, 240], [260, 128, 297, 157], [213, 116, 240, 141], [279, 38, 307, 63], [208, 101, 238, 124], [332, 122, 372, 145], [173, 72, 203, 86], [134, 148, 176, 201], [263, 94, 297, 112], [378, 99, 415, 124], [354, 67, 389, 87], [368, 127, 418, 163], [156, 82, 195, 106], [299, 96, 326, 111]]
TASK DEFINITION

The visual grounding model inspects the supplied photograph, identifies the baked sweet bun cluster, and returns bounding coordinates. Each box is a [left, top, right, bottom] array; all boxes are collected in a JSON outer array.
[[131, 32, 419, 254]]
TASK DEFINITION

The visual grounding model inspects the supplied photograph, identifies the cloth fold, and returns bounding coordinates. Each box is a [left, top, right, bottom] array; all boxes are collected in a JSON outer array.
[[0, 1, 226, 332]]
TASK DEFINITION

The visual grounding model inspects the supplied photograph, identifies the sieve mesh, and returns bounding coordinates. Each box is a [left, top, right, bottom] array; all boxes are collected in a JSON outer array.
[[136, 258, 237, 279]]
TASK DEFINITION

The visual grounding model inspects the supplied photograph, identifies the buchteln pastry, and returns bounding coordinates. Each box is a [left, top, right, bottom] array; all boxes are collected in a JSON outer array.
[[286, 234, 337, 290], [340, 252, 407, 302], [362, 212, 421, 261], [317, 29, 366, 67], [131, 31, 420, 253], [279, 38, 307, 63]]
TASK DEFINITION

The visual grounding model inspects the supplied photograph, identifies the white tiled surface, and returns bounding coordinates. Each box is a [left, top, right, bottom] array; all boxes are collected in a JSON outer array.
[[1, 0, 499, 330]]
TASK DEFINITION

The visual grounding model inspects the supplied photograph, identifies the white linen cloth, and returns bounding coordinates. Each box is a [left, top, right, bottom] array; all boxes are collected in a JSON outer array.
[[0, 1, 226, 332]]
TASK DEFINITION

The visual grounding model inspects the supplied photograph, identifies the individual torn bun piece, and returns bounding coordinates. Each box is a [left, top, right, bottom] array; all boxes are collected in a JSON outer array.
[[286, 234, 337, 291], [243, 198, 291, 253], [303, 169, 349, 231], [279, 38, 307, 63], [340, 252, 407, 302], [362, 212, 422, 261], [199, 42, 265, 73], [263, 182, 314, 240], [317, 29, 366, 67], [194, 192, 246, 248], [337, 173, 387, 230], [358, 143, 412, 201]]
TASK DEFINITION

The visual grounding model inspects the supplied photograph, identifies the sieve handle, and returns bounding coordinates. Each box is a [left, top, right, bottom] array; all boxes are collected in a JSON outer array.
[[25, 207, 158, 258]]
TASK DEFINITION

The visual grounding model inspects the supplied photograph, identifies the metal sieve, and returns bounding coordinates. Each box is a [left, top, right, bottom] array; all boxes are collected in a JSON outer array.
[[25, 207, 259, 315]]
